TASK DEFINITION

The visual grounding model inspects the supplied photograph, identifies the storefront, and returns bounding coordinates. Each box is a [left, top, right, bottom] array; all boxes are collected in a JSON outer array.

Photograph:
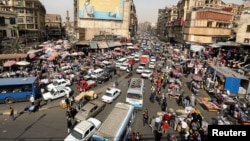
[[208, 64, 250, 96]]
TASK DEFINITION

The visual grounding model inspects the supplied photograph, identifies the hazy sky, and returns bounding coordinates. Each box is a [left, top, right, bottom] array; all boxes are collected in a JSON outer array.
[[41, 0, 243, 23]]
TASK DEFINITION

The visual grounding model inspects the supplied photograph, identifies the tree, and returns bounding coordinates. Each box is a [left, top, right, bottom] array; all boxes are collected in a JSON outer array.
[[1, 38, 25, 54]]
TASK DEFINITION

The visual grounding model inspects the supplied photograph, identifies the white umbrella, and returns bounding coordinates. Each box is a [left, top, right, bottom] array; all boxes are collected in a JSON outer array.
[[16, 61, 30, 66]]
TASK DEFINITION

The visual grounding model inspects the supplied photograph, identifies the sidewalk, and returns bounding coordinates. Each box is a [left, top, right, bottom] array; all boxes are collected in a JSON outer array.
[[0, 72, 129, 116]]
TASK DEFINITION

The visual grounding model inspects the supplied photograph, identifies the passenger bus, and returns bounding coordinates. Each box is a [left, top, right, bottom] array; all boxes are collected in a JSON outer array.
[[92, 102, 135, 141], [126, 78, 144, 109], [0, 77, 39, 104]]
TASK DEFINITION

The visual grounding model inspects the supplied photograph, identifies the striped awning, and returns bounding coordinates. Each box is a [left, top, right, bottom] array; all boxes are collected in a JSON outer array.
[[97, 41, 108, 49]]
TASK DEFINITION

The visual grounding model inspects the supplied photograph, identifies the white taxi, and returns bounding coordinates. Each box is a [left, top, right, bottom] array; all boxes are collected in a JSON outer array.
[[101, 87, 121, 104]]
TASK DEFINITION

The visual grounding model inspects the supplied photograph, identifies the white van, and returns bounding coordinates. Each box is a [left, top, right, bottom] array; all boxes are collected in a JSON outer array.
[[115, 58, 127, 68], [91, 68, 104, 79]]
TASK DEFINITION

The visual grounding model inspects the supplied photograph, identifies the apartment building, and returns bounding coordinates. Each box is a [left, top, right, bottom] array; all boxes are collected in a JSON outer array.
[[184, 7, 233, 44], [45, 14, 62, 40], [157, 8, 167, 37], [155, 0, 245, 44], [236, 2, 250, 45], [0, 0, 46, 42], [73, 0, 137, 43], [0, 10, 18, 40]]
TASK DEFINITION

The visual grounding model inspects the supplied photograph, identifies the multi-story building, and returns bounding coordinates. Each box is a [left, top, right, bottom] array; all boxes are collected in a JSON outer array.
[[157, 0, 243, 44], [156, 8, 167, 37], [165, 5, 178, 42], [0, 0, 46, 42], [184, 7, 233, 44], [45, 14, 62, 40], [236, 2, 250, 45], [73, 0, 137, 43], [0, 10, 18, 40]]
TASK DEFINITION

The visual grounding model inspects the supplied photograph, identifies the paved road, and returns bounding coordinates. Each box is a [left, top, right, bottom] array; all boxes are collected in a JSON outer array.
[[0, 65, 217, 140]]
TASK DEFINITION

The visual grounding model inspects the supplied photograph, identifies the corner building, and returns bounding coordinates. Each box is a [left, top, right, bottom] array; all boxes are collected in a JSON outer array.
[[74, 0, 137, 41]]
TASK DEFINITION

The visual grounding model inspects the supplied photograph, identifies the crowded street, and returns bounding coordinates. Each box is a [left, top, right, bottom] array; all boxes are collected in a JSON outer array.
[[1, 0, 250, 141], [1, 36, 248, 140]]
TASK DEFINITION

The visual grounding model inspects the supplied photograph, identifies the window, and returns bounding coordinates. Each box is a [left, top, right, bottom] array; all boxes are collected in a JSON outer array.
[[26, 9, 33, 14], [246, 25, 250, 32], [0, 16, 5, 26], [207, 21, 212, 27], [84, 130, 90, 137], [90, 126, 94, 131], [16, 0, 23, 6], [17, 8, 24, 13], [9, 18, 16, 24], [26, 16, 33, 23], [25, 2, 32, 8], [17, 17, 24, 23]]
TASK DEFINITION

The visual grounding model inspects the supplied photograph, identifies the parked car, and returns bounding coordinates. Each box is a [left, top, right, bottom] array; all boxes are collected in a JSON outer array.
[[141, 69, 153, 79], [136, 66, 145, 74], [101, 87, 121, 104], [64, 118, 101, 141], [103, 65, 116, 74], [75, 100, 105, 122], [53, 78, 71, 87], [148, 62, 155, 69], [119, 63, 129, 71], [96, 73, 112, 84], [150, 56, 156, 62], [42, 87, 72, 101]]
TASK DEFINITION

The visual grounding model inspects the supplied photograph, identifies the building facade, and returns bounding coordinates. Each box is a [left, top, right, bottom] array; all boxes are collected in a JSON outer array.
[[184, 7, 233, 44], [0, 0, 46, 42], [157, 0, 243, 44], [0, 10, 18, 40], [236, 2, 250, 45], [74, 0, 137, 42], [45, 14, 62, 40]]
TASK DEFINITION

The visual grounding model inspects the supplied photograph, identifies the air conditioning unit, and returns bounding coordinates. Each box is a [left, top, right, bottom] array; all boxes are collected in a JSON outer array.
[[244, 38, 249, 43]]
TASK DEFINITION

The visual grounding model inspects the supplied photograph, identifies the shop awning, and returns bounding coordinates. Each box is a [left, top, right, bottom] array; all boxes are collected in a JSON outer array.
[[89, 41, 98, 49], [127, 43, 133, 46], [77, 40, 89, 45], [114, 41, 122, 47], [97, 41, 108, 49], [27, 49, 43, 54], [106, 41, 115, 48], [0, 54, 27, 60], [190, 45, 205, 52]]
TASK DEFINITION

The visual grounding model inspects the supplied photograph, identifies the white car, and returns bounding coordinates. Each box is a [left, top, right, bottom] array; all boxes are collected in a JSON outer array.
[[150, 56, 156, 62], [53, 78, 71, 87], [136, 66, 145, 74], [141, 69, 153, 79], [64, 118, 101, 141], [42, 87, 72, 101], [101, 87, 121, 104], [148, 62, 155, 69], [119, 63, 129, 71]]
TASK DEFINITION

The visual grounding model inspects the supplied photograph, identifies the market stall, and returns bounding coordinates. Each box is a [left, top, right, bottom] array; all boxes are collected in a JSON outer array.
[[196, 97, 222, 112], [207, 64, 250, 96]]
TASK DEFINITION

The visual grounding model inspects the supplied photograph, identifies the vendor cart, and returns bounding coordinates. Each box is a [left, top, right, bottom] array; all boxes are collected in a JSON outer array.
[[75, 90, 98, 102]]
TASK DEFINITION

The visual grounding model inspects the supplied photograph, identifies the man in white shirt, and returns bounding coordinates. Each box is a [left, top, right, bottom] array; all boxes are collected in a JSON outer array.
[[82, 0, 94, 18], [30, 95, 35, 105]]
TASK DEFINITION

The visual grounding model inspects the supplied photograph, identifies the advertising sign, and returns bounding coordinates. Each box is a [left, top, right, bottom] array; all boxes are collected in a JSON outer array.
[[79, 0, 124, 20]]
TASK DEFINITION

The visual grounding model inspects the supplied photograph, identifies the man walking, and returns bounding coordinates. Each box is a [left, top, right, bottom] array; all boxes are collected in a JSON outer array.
[[9, 107, 15, 121], [190, 94, 196, 107]]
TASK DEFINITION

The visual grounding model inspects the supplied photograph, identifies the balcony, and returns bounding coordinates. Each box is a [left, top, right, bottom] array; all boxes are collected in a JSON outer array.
[[184, 27, 231, 36]]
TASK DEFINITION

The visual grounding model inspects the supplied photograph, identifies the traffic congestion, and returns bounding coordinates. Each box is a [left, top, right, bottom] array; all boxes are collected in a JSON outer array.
[[0, 32, 250, 141]]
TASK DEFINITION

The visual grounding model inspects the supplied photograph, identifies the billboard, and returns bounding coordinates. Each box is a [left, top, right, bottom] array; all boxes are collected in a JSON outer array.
[[79, 0, 124, 20]]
